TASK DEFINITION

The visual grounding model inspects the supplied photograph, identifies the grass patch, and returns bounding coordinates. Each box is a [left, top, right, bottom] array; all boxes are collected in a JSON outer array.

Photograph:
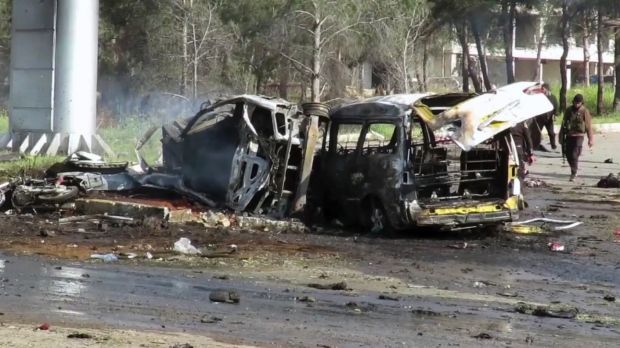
[[0, 155, 64, 180], [98, 117, 162, 163], [0, 112, 8, 133], [552, 83, 620, 121], [0, 115, 163, 178], [550, 83, 620, 124]]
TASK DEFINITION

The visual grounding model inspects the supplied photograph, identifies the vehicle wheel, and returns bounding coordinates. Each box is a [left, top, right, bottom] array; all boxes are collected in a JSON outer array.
[[364, 198, 394, 236], [37, 186, 79, 203], [11, 188, 36, 208]]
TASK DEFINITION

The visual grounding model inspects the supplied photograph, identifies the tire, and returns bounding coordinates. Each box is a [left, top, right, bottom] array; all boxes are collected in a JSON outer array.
[[37, 185, 79, 203], [363, 198, 394, 236], [11, 188, 36, 209]]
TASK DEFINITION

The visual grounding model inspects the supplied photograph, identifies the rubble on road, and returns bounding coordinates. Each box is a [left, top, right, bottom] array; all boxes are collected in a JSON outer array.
[[515, 302, 578, 319], [173, 238, 201, 255], [548, 242, 565, 252], [597, 173, 620, 188], [307, 281, 349, 290], [209, 290, 240, 304], [66, 332, 94, 339], [523, 178, 547, 188], [511, 218, 582, 231]]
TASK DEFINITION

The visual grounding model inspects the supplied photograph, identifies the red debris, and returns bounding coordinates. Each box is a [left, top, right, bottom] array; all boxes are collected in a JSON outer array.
[[548, 242, 565, 252], [37, 323, 50, 330]]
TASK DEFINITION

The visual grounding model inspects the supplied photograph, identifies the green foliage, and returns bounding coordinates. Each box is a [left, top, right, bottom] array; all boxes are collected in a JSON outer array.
[[551, 83, 616, 116], [0, 155, 64, 180], [98, 117, 161, 163]]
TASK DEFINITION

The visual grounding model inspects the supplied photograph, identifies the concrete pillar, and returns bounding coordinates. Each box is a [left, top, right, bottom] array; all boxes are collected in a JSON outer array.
[[3, 0, 112, 156], [53, 0, 99, 136]]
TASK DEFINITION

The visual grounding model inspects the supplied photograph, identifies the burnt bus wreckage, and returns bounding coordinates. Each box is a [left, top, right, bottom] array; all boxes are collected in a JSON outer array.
[[6, 83, 552, 233]]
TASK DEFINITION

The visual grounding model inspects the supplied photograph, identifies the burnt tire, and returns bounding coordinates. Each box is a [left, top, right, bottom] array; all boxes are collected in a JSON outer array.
[[363, 198, 394, 236]]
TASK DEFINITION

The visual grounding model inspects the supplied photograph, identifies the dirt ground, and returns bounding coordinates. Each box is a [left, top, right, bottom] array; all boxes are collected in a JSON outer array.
[[0, 324, 255, 347], [0, 136, 620, 347]]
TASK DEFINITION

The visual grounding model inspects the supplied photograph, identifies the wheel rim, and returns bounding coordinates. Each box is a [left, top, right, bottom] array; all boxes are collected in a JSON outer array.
[[369, 203, 385, 233]]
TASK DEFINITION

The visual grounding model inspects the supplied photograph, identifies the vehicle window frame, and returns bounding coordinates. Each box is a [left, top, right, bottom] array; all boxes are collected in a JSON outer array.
[[360, 122, 399, 157], [328, 121, 365, 156]]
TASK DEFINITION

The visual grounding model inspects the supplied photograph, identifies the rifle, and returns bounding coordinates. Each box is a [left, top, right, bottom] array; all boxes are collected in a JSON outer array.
[[559, 119, 567, 164]]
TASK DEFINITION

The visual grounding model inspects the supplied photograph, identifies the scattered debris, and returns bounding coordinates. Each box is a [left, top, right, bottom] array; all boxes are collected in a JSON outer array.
[[170, 344, 194, 348], [525, 336, 535, 344], [604, 158, 613, 164], [447, 242, 468, 249], [473, 280, 498, 288], [90, 253, 119, 262], [58, 214, 134, 225], [296, 296, 316, 303], [201, 245, 238, 259], [67, 332, 94, 339], [603, 295, 616, 302], [472, 332, 492, 339], [209, 290, 240, 304], [200, 315, 223, 324], [199, 211, 231, 228], [515, 302, 578, 319], [497, 292, 519, 298], [378, 294, 399, 301], [597, 173, 620, 188], [118, 252, 137, 259], [236, 216, 307, 233], [36, 323, 50, 331], [173, 238, 201, 255], [510, 225, 544, 234], [411, 309, 441, 316], [512, 218, 582, 231], [307, 281, 349, 291], [548, 242, 565, 252], [523, 178, 546, 188]]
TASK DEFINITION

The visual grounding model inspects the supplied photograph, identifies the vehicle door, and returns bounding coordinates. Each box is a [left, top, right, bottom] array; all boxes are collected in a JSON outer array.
[[321, 121, 365, 212], [357, 122, 403, 203]]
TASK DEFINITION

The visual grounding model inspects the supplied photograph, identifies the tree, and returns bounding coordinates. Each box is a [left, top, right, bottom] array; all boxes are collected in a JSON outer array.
[[371, 0, 430, 93], [469, 9, 493, 91], [219, 0, 291, 95], [615, 26, 620, 111], [455, 22, 482, 92], [579, 9, 594, 87], [427, 0, 494, 93], [558, 0, 570, 112], [501, 0, 517, 84], [596, 2, 604, 115], [280, 0, 381, 102], [532, 1, 552, 81]]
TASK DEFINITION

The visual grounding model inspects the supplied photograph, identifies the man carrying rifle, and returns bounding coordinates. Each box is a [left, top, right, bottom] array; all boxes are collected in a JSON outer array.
[[559, 94, 594, 181]]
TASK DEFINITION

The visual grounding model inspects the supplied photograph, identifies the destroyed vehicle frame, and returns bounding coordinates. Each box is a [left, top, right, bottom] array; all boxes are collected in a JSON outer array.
[[157, 95, 316, 216], [316, 89, 539, 233]]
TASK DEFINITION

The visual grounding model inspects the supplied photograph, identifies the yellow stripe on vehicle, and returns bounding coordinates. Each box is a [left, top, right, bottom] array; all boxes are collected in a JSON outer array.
[[421, 196, 520, 216]]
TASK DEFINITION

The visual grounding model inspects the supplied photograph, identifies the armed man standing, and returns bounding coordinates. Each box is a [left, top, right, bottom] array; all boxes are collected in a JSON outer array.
[[530, 83, 558, 151], [559, 94, 594, 181]]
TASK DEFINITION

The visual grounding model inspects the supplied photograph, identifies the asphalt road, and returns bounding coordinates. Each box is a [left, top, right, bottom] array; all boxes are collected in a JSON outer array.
[[0, 134, 619, 347]]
